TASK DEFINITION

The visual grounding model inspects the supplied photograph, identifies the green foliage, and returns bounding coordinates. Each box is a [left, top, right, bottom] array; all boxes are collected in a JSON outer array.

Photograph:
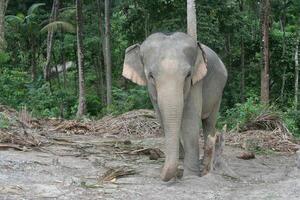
[[0, 69, 29, 107], [2, 0, 300, 138], [27, 3, 45, 16], [283, 109, 300, 137], [0, 113, 11, 129], [0, 52, 10, 64], [41, 21, 76, 33], [103, 87, 152, 116], [219, 96, 265, 130], [220, 95, 300, 136]]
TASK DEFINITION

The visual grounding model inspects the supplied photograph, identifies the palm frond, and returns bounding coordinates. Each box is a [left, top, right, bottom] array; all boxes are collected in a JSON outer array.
[[41, 21, 75, 33], [59, 6, 76, 19], [5, 15, 24, 23], [27, 3, 45, 15]]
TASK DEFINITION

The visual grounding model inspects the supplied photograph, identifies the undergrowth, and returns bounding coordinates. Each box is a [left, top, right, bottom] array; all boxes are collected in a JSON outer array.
[[219, 96, 300, 137]]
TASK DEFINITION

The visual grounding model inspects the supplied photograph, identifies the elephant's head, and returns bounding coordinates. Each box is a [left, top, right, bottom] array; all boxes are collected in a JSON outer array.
[[122, 32, 207, 181]]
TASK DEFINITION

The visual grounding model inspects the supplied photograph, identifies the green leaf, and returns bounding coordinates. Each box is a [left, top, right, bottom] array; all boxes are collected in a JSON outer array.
[[41, 21, 75, 34], [27, 3, 45, 16], [5, 15, 24, 23]]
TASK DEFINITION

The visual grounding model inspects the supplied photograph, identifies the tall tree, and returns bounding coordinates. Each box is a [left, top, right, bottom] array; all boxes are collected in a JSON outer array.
[[44, 0, 59, 81], [104, 0, 112, 105], [295, 37, 299, 110], [0, 0, 9, 51], [96, 0, 106, 104], [260, 0, 271, 104], [279, 0, 288, 102], [76, 0, 86, 117], [187, 0, 197, 40], [239, 0, 245, 102], [5, 3, 45, 81]]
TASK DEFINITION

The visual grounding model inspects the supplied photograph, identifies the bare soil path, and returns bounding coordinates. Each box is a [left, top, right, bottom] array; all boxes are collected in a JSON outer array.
[[0, 133, 299, 200]]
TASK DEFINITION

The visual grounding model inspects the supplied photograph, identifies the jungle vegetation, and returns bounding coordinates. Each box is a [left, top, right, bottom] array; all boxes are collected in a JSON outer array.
[[0, 0, 299, 136]]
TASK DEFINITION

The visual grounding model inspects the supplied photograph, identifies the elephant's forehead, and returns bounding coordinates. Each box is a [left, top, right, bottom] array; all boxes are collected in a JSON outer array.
[[158, 57, 190, 74], [160, 58, 178, 71]]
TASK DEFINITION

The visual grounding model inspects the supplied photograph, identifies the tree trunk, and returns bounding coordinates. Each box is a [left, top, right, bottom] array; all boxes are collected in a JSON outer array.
[[60, 31, 67, 88], [76, 0, 86, 117], [104, 0, 112, 105], [44, 0, 59, 80], [31, 42, 37, 80], [187, 0, 197, 40], [96, 0, 106, 105], [260, 0, 270, 104], [93, 55, 105, 104], [240, 36, 245, 102], [239, 0, 245, 102], [0, 0, 9, 51], [280, 2, 287, 102], [295, 38, 299, 110]]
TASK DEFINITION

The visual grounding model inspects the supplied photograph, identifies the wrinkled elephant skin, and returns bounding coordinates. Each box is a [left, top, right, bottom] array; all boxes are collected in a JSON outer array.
[[122, 32, 227, 181]]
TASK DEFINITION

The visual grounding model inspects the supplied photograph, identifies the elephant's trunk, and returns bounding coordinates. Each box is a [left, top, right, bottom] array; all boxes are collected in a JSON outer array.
[[157, 84, 184, 181]]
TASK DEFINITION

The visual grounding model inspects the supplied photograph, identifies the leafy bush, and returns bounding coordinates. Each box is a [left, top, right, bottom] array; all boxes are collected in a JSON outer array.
[[0, 112, 11, 129], [102, 87, 152, 116], [220, 96, 300, 137], [283, 109, 300, 137], [0, 69, 78, 118], [0, 52, 10, 64], [0, 69, 29, 108], [219, 96, 265, 130]]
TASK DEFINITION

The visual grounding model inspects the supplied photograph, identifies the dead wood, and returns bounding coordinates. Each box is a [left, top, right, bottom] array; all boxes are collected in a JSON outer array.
[[226, 129, 299, 153], [116, 147, 164, 160], [99, 166, 136, 182], [0, 129, 41, 148], [0, 143, 24, 151]]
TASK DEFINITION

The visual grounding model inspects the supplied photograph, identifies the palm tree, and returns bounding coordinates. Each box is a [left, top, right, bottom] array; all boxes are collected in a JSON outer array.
[[41, 20, 75, 83], [43, 0, 60, 81], [5, 3, 45, 80]]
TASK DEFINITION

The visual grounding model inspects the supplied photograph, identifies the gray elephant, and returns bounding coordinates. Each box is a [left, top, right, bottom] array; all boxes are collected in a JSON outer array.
[[122, 32, 227, 181]]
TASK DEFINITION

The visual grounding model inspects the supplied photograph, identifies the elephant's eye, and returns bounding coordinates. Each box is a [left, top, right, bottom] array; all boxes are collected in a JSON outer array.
[[149, 73, 154, 80], [148, 73, 155, 84], [186, 71, 191, 79]]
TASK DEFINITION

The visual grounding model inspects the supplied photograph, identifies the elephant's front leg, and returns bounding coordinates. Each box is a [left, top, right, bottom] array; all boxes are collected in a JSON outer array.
[[181, 94, 201, 178]]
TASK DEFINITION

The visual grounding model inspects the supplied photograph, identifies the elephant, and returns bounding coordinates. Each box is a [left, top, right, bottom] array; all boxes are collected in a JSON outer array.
[[122, 32, 227, 181]]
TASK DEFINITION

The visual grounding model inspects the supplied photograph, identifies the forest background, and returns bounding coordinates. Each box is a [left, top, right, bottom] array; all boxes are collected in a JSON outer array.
[[0, 0, 299, 136]]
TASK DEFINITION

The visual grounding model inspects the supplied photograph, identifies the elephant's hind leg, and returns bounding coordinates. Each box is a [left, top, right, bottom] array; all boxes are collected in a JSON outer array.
[[201, 100, 221, 176]]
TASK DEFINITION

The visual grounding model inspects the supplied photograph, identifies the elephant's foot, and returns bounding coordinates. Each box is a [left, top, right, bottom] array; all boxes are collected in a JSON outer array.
[[160, 164, 178, 182], [183, 165, 200, 178], [200, 135, 216, 176]]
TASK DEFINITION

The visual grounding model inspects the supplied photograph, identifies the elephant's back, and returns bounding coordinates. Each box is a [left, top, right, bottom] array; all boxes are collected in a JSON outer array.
[[201, 44, 227, 119], [202, 44, 228, 83]]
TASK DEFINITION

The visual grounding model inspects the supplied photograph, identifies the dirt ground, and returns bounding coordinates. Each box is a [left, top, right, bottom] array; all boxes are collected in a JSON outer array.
[[0, 132, 299, 200], [0, 108, 299, 199]]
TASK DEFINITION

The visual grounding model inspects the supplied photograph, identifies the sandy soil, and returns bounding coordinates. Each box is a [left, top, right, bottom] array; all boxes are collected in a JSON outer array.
[[0, 132, 299, 200]]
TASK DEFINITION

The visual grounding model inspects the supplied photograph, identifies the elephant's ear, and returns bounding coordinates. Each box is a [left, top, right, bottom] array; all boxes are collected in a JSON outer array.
[[192, 42, 208, 85], [122, 44, 147, 86]]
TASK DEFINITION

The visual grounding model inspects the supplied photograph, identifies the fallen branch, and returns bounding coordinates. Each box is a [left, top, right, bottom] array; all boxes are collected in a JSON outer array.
[[99, 166, 136, 182]]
